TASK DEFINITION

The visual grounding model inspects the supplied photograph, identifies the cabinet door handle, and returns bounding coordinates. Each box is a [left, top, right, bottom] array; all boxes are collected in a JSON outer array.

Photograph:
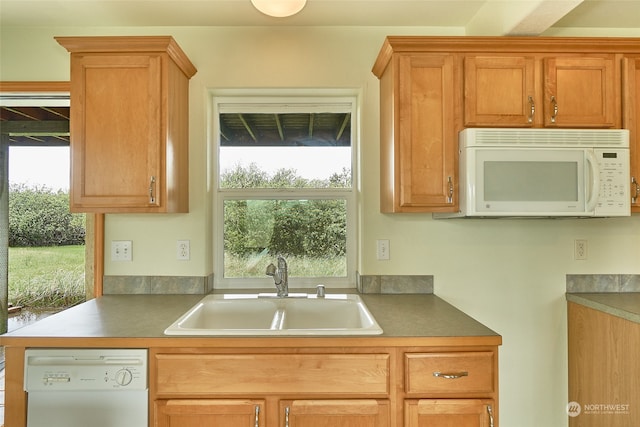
[[284, 406, 290, 427], [433, 371, 468, 379], [254, 405, 260, 427], [632, 177, 639, 204], [447, 176, 453, 204], [149, 176, 156, 204], [550, 95, 558, 123], [487, 404, 494, 427], [527, 95, 535, 123]]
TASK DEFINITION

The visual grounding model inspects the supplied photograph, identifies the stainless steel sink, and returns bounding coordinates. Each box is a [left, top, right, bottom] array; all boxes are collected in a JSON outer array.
[[164, 293, 383, 336]]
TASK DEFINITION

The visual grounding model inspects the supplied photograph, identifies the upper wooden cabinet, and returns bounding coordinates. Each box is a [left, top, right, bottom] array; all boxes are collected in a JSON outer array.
[[375, 52, 458, 213], [464, 55, 617, 128], [55, 36, 197, 213], [464, 55, 536, 127], [373, 36, 640, 213], [543, 56, 617, 127]]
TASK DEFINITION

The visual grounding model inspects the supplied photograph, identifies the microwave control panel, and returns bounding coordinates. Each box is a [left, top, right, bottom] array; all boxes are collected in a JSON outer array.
[[595, 149, 629, 213]]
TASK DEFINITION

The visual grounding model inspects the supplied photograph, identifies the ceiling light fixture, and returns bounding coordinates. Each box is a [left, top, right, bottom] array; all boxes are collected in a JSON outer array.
[[251, 0, 307, 18]]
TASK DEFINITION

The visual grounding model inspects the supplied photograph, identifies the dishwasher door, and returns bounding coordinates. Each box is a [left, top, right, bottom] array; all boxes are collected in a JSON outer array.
[[26, 390, 148, 427], [24, 349, 148, 427]]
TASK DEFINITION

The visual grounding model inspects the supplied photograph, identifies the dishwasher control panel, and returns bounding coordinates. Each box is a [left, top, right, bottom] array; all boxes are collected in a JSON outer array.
[[24, 349, 147, 391]]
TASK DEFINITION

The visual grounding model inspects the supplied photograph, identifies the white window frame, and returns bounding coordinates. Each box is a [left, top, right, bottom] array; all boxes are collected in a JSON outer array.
[[211, 90, 358, 290]]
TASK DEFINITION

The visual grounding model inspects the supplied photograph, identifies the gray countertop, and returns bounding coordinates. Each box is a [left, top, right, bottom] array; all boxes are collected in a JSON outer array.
[[566, 292, 640, 324], [1, 292, 500, 345]]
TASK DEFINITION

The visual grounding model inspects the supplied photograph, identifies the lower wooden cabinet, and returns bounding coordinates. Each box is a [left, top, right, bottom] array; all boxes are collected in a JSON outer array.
[[405, 399, 495, 427], [155, 399, 389, 427], [150, 346, 499, 427], [568, 301, 640, 427], [281, 400, 390, 427], [155, 399, 265, 427]]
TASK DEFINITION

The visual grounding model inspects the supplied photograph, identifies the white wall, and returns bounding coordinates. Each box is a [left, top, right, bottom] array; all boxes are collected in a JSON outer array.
[[3, 25, 640, 427]]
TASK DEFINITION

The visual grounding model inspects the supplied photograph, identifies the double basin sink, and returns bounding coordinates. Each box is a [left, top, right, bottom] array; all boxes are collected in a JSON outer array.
[[164, 293, 383, 336]]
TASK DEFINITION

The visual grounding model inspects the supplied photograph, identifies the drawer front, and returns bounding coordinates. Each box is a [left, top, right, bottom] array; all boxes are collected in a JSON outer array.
[[156, 353, 390, 396], [405, 352, 494, 395]]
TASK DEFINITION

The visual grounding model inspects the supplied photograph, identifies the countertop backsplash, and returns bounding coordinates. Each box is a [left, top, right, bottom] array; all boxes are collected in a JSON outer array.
[[566, 274, 640, 293], [103, 273, 434, 295]]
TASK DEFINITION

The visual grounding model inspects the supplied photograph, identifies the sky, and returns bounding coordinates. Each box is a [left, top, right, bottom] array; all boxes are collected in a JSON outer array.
[[220, 146, 351, 180], [8, 145, 350, 192], [9, 146, 70, 191]]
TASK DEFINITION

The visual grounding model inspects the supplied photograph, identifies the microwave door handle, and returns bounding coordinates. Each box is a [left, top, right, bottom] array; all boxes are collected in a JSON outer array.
[[585, 150, 600, 212]]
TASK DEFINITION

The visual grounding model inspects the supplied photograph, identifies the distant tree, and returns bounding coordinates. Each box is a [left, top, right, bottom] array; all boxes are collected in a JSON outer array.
[[221, 164, 347, 258], [8, 184, 85, 247]]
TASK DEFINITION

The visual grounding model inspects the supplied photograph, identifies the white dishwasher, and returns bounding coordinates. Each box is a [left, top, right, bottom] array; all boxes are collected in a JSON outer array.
[[24, 349, 148, 427]]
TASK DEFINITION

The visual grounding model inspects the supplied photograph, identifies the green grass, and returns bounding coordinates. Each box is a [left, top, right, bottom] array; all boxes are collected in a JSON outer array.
[[224, 252, 346, 278], [8, 245, 86, 308]]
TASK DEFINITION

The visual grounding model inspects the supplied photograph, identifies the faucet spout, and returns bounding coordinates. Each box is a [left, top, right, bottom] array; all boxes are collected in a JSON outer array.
[[266, 256, 288, 297]]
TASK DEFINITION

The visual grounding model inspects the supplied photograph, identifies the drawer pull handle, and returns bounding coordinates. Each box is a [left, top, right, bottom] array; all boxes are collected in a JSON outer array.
[[433, 371, 468, 379], [550, 95, 558, 123], [149, 176, 156, 204], [487, 404, 494, 427]]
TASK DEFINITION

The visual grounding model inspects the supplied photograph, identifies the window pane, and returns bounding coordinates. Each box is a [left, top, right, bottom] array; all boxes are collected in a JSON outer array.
[[219, 112, 351, 188], [223, 199, 347, 279]]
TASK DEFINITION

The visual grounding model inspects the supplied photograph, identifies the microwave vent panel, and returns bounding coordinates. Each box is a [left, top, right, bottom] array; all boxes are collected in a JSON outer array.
[[464, 128, 629, 148]]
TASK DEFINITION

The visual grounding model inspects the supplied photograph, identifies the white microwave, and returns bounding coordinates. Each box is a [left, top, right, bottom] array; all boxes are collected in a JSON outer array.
[[434, 128, 630, 218]]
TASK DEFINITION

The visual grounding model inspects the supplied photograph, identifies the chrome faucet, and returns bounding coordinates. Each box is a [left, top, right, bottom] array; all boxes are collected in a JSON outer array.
[[266, 256, 288, 297]]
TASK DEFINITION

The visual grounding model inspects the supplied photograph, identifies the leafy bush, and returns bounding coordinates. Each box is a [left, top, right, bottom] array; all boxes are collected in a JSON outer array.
[[9, 184, 85, 247], [221, 165, 348, 259]]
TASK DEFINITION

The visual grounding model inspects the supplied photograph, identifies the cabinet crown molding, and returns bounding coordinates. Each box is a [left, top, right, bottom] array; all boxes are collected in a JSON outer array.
[[373, 36, 640, 78], [55, 35, 197, 78]]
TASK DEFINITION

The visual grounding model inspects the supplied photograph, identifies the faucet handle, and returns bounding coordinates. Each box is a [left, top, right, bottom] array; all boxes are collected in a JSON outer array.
[[266, 263, 277, 276], [316, 284, 326, 298]]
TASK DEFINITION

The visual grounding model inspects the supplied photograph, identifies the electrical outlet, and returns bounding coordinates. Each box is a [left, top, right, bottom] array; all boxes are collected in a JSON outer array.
[[574, 239, 587, 260], [376, 239, 390, 260], [177, 240, 190, 260], [111, 240, 132, 262]]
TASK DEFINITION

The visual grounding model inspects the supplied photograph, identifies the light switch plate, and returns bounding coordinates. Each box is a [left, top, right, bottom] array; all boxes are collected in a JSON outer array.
[[111, 240, 132, 262]]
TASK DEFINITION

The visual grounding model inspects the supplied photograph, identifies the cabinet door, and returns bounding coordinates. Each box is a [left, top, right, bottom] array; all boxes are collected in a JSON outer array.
[[394, 54, 457, 212], [69, 53, 166, 212], [155, 399, 265, 427], [281, 399, 390, 427], [544, 56, 617, 127], [623, 57, 640, 212], [464, 56, 536, 127], [405, 399, 495, 427]]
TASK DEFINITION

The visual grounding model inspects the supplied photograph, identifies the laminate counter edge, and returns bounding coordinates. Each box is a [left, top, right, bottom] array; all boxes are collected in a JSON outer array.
[[566, 292, 640, 324]]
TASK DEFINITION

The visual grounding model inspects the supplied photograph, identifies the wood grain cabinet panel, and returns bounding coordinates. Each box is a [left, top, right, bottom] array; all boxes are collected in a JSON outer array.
[[155, 353, 390, 396], [405, 352, 494, 395], [405, 399, 495, 427], [544, 56, 617, 128], [377, 53, 458, 213], [568, 302, 640, 427], [155, 399, 265, 427], [464, 55, 536, 127], [56, 36, 196, 213], [464, 54, 618, 128], [280, 399, 390, 427]]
